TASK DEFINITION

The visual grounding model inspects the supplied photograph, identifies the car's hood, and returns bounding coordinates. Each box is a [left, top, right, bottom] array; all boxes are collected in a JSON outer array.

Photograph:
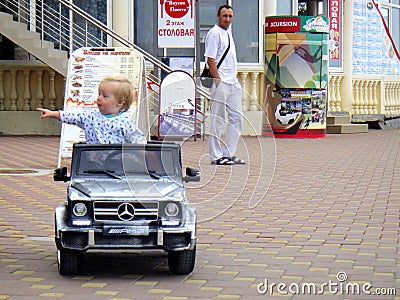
[[70, 179, 183, 199]]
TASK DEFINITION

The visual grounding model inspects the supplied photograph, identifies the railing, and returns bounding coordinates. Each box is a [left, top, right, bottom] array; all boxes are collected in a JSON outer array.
[[0, 62, 65, 112], [382, 77, 400, 117], [0, 0, 107, 52], [2, 61, 399, 120], [329, 73, 400, 118], [0, 63, 264, 118], [328, 73, 344, 113]]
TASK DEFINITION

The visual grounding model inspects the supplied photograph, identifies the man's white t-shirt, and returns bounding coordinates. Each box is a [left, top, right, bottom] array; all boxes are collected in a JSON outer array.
[[204, 25, 238, 85]]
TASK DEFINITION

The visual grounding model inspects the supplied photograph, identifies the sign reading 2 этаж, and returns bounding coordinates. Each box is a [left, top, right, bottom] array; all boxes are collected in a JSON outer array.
[[158, 0, 194, 48]]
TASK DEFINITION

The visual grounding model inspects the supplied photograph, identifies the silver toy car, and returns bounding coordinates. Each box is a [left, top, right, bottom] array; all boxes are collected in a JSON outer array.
[[54, 142, 199, 275]]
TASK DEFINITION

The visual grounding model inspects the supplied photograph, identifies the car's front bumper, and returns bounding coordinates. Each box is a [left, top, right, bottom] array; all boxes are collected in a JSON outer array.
[[55, 205, 197, 252]]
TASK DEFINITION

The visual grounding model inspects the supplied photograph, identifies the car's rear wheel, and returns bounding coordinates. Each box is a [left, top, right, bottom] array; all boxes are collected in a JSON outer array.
[[57, 248, 83, 275], [168, 247, 196, 275]]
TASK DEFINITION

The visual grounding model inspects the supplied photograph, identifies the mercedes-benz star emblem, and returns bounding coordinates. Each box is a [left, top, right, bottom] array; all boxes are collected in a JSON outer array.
[[117, 203, 135, 221]]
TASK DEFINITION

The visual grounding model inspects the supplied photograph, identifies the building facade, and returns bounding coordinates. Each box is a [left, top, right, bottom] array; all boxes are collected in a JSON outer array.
[[0, 0, 399, 135]]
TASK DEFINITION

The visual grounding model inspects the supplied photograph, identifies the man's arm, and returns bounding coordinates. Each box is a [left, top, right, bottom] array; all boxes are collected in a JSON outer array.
[[207, 57, 220, 85]]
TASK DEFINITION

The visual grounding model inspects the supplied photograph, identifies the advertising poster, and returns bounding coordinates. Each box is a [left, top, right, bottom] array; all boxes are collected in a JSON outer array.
[[58, 47, 145, 163], [159, 71, 197, 138], [276, 32, 328, 90], [352, 0, 400, 75], [158, 0, 195, 48], [274, 90, 326, 130], [329, 0, 341, 61]]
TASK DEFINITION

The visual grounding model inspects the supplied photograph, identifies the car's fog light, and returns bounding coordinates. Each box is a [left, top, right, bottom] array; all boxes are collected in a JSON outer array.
[[72, 220, 91, 226], [165, 203, 179, 217], [162, 220, 180, 226], [73, 203, 87, 217]]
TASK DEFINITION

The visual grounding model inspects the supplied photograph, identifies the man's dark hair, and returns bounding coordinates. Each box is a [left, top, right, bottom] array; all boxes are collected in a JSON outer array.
[[217, 4, 233, 15]]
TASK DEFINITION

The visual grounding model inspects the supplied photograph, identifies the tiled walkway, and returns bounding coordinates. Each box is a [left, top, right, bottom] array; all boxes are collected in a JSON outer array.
[[0, 131, 398, 299]]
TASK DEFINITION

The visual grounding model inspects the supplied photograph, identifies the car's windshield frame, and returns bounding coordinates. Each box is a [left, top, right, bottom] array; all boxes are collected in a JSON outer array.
[[72, 145, 181, 180]]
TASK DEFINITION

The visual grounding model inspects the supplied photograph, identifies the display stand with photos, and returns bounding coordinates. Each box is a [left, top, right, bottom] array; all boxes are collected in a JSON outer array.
[[158, 70, 201, 140], [58, 47, 148, 167], [265, 16, 329, 138]]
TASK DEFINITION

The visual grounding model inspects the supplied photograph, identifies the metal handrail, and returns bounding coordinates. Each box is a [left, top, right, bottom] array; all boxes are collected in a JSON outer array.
[[0, 0, 210, 99], [58, 0, 171, 72], [57, 0, 210, 99]]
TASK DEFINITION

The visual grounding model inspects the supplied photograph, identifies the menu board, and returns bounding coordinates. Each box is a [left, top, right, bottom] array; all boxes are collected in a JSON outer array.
[[58, 47, 145, 164]]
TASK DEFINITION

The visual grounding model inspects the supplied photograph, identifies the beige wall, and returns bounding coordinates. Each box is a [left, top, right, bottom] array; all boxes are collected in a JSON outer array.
[[0, 111, 61, 135]]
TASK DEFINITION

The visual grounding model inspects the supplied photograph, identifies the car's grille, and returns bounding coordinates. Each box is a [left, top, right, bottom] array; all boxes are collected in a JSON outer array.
[[93, 201, 158, 222], [95, 232, 158, 247], [164, 233, 191, 249], [61, 232, 87, 249]]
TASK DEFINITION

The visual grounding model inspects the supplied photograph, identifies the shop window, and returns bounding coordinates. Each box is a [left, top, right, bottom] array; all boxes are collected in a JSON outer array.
[[198, 0, 226, 62], [232, 0, 260, 63], [277, 0, 294, 15]]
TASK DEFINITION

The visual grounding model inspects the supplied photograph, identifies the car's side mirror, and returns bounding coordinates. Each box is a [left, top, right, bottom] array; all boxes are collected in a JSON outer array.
[[54, 167, 70, 182], [183, 167, 200, 182]]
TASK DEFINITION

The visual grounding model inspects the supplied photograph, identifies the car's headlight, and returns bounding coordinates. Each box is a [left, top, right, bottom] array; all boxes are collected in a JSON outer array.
[[165, 203, 179, 217], [73, 202, 88, 217]]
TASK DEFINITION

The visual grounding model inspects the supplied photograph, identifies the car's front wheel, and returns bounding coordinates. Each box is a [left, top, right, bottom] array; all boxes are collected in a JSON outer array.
[[57, 248, 83, 275], [168, 247, 196, 275]]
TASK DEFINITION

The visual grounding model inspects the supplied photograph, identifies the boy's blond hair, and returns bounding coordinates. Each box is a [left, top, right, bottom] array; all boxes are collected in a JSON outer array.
[[99, 77, 134, 112]]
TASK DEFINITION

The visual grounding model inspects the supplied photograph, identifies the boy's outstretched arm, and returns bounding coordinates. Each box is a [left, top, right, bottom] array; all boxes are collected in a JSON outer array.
[[36, 108, 61, 120]]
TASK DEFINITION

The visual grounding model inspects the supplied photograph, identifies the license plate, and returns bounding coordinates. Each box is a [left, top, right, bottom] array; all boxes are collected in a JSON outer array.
[[103, 226, 149, 236]]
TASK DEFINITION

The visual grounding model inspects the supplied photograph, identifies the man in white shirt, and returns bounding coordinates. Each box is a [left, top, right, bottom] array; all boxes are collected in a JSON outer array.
[[204, 4, 245, 165]]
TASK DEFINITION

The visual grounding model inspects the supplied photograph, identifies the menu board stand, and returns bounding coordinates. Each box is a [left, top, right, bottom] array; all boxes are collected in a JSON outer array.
[[57, 47, 148, 167]]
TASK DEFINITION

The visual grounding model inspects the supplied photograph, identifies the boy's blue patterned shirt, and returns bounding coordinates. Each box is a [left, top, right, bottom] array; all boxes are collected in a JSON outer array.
[[59, 110, 146, 144]]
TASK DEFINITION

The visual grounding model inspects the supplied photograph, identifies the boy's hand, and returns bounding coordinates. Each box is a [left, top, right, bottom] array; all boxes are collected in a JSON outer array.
[[36, 108, 60, 120], [36, 108, 50, 119]]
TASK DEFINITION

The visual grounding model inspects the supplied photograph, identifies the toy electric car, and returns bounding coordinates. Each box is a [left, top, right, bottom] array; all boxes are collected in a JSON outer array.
[[54, 142, 199, 275]]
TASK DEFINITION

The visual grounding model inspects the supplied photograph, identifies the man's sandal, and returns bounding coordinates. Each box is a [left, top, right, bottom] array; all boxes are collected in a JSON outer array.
[[211, 157, 234, 165], [231, 156, 246, 164]]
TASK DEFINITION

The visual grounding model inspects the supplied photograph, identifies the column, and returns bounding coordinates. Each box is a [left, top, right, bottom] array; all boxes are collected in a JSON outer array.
[[0, 70, 4, 111], [359, 81, 365, 114], [112, 0, 131, 45], [329, 75, 337, 112], [10, 70, 17, 111], [36, 70, 44, 108], [23, 70, 31, 111], [335, 76, 342, 112], [341, 0, 354, 112], [250, 72, 259, 111], [372, 81, 378, 114], [367, 81, 373, 114], [49, 70, 56, 110], [240, 72, 248, 111], [264, 1, 277, 16], [353, 80, 359, 114]]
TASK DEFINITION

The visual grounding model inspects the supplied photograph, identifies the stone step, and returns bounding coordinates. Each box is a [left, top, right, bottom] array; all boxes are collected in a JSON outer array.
[[326, 123, 369, 134], [326, 115, 351, 125]]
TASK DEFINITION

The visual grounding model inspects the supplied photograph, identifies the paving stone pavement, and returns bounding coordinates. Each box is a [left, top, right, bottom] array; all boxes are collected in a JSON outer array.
[[0, 131, 399, 300]]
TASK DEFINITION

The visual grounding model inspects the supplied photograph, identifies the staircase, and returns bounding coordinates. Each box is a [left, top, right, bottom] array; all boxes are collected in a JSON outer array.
[[0, 11, 68, 76], [0, 0, 171, 83], [326, 113, 369, 134]]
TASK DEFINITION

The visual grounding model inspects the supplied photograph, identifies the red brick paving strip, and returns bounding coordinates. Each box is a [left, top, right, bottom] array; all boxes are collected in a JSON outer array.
[[0, 131, 399, 299]]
